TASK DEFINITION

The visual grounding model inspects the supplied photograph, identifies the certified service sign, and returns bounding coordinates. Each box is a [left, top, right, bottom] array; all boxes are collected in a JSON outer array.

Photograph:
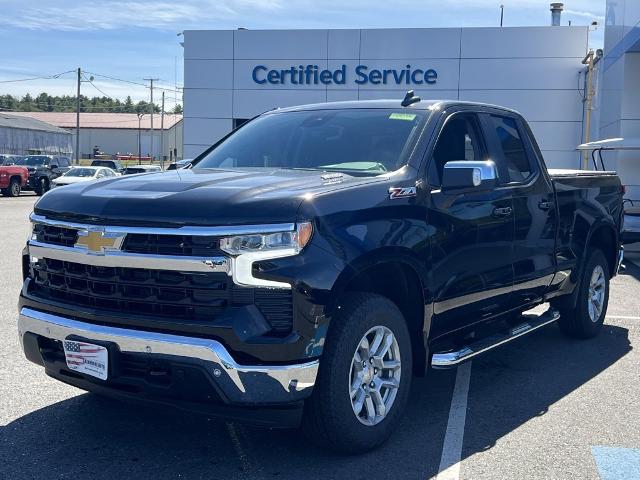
[[252, 64, 437, 86]]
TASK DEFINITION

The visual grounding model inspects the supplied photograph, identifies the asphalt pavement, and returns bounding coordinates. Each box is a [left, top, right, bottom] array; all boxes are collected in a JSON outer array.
[[1, 194, 638, 480]]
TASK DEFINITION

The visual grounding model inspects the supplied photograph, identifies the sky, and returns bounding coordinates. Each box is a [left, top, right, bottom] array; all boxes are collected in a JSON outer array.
[[0, 0, 606, 108]]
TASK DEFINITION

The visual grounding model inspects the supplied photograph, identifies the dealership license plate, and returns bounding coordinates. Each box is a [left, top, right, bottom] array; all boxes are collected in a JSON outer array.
[[63, 340, 109, 380]]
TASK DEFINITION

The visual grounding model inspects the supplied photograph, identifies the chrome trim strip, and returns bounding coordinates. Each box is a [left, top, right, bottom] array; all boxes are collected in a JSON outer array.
[[18, 307, 318, 404], [30, 213, 295, 236], [431, 309, 560, 368], [616, 247, 624, 275], [28, 241, 231, 273]]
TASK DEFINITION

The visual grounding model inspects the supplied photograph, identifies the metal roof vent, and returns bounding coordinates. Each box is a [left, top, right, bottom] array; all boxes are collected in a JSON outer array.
[[550, 3, 564, 26]]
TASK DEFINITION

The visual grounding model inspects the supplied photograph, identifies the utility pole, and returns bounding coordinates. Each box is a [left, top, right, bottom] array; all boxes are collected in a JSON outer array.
[[500, 5, 504, 27], [144, 78, 159, 163], [160, 91, 165, 169], [75, 67, 81, 164]]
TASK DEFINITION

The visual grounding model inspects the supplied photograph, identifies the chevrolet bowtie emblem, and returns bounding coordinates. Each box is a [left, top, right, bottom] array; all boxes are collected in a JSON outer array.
[[75, 229, 123, 254]]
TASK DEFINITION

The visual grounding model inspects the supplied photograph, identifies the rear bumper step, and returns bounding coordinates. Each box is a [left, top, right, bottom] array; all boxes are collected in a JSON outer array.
[[431, 309, 560, 368]]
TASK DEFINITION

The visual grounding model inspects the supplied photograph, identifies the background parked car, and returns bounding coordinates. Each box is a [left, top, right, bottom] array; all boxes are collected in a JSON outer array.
[[122, 165, 162, 175], [90, 159, 124, 174], [15, 155, 71, 195], [0, 163, 28, 197], [0, 154, 25, 166], [51, 166, 118, 188]]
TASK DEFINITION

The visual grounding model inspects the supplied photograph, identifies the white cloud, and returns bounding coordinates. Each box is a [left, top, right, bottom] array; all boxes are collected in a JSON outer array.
[[0, 0, 284, 31], [0, 0, 605, 31]]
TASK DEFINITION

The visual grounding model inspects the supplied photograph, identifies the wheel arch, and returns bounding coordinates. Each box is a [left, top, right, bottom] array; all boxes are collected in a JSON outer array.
[[329, 248, 430, 375], [586, 222, 618, 278]]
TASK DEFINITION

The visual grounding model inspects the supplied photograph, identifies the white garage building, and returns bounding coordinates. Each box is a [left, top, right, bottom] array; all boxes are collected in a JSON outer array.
[[183, 26, 590, 170]]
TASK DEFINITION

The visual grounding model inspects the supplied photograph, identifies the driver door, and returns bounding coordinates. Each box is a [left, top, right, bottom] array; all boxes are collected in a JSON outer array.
[[426, 111, 515, 338]]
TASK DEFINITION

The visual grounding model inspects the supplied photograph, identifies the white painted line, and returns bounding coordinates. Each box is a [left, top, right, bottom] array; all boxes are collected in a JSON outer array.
[[435, 362, 472, 480], [607, 315, 640, 320]]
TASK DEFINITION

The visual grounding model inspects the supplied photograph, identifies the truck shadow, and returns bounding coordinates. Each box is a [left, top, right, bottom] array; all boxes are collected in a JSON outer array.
[[0, 323, 631, 480]]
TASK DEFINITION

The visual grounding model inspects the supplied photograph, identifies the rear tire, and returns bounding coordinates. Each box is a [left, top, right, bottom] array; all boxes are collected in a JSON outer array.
[[301, 292, 412, 453], [554, 248, 610, 339]]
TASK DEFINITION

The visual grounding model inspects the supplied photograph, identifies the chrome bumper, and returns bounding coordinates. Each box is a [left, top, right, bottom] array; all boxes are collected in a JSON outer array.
[[18, 307, 318, 405]]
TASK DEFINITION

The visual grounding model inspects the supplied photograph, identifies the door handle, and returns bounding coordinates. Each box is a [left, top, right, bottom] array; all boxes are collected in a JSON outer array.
[[493, 206, 513, 218], [538, 200, 554, 211]]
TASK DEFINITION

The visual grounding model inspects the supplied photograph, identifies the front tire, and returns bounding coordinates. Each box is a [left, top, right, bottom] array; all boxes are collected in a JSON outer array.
[[7, 178, 21, 197], [302, 293, 412, 453], [554, 248, 610, 339]]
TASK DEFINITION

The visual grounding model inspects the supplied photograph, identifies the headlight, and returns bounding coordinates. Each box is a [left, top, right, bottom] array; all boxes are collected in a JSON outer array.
[[220, 222, 313, 255], [220, 222, 313, 288]]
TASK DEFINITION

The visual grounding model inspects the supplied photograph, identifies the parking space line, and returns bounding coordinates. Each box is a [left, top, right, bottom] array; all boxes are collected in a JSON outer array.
[[607, 315, 640, 320], [435, 362, 472, 480]]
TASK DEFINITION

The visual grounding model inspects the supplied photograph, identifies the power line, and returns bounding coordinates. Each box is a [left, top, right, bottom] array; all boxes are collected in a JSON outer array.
[[0, 70, 76, 84]]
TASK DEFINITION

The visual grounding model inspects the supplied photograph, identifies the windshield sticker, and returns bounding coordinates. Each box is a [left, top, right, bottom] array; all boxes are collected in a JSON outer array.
[[389, 113, 417, 121]]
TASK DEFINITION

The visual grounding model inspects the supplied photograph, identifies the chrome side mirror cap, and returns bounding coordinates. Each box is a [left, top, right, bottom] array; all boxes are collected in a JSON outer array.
[[442, 160, 498, 192]]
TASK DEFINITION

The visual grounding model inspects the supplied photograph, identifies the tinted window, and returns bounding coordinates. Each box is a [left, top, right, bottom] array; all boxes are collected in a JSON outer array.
[[430, 115, 483, 183], [490, 115, 532, 183], [195, 109, 428, 174], [58, 157, 70, 167]]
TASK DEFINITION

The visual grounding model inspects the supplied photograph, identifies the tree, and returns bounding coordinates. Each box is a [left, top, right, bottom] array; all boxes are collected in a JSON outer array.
[[0, 92, 161, 113], [171, 104, 183, 114], [123, 96, 134, 113]]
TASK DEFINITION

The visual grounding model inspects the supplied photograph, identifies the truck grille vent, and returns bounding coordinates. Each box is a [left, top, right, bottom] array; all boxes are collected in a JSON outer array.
[[32, 224, 78, 247], [29, 258, 292, 335], [122, 234, 222, 256]]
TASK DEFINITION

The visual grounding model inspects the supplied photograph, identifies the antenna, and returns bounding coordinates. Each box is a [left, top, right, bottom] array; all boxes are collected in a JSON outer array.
[[401, 90, 421, 107]]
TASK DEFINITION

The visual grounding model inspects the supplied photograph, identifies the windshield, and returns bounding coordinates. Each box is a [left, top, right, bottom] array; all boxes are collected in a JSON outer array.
[[194, 109, 427, 174], [64, 168, 97, 177], [16, 156, 48, 166], [92, 161, 115, 168]]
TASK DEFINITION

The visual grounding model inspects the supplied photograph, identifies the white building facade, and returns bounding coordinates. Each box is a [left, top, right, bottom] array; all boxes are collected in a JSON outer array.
[[183, 26, 590, 169], [593, 0, 640, 201]]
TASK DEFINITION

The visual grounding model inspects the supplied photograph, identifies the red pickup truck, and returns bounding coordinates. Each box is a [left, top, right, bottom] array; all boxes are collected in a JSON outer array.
[[0, 165, 28, 197]]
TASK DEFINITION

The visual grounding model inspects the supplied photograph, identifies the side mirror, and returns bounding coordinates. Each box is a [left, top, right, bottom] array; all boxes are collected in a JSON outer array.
[[441, 160, 497, 192]]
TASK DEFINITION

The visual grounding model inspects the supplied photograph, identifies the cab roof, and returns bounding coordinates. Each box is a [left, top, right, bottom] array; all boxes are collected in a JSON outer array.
[[269, 99, 521, 116]]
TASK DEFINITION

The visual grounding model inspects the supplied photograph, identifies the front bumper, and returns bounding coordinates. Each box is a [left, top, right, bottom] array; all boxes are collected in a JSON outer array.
[[18, 307, 318, 423]]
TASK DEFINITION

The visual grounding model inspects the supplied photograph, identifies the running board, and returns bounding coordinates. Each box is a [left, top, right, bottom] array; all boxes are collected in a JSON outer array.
[[431, 309, 561, 369]]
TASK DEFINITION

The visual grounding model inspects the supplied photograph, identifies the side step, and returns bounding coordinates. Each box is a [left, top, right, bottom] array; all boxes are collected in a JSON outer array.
[[431, 309, 560, 369]]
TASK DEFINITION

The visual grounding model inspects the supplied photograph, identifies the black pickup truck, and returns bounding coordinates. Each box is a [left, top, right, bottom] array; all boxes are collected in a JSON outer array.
[[18, 97, 623, 453]]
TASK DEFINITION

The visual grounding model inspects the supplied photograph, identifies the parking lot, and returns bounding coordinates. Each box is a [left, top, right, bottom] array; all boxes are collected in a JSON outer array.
[[1, 194, 639, 480]]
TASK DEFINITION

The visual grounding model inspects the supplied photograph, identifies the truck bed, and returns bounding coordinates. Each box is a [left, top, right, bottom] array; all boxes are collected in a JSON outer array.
[[548, 169, 618, 178]]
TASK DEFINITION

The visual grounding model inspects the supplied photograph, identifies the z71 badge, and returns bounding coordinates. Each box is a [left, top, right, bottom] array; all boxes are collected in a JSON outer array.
[[389, 186, 417, 199]]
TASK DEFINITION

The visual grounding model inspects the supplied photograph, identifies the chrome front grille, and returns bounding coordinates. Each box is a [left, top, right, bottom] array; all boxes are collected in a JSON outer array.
[[25, 214, 298, 335], [28, 258, 293, 334]]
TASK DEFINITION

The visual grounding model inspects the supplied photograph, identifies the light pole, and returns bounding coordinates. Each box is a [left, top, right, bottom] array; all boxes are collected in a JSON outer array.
[[137, 112, 144, 165]]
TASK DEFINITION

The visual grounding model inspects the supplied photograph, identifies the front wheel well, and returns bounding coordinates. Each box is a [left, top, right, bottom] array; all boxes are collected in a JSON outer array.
[[339, 261, 426, 375], [588, 225, 617, 277]]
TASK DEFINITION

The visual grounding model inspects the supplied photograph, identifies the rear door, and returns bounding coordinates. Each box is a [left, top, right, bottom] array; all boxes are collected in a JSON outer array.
[[427, 109, 515, 337], [481, 113, 557, 308]]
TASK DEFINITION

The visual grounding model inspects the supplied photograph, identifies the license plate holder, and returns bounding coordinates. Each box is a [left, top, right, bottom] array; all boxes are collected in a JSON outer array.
[[63, 340, 109, 380]]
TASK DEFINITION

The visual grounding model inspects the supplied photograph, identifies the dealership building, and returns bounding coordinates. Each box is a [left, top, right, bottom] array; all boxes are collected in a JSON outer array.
[[183, 25, 590, 169], [182, 1, 640, 201]]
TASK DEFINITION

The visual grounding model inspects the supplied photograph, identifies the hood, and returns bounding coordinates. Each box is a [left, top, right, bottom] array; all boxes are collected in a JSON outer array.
[[34, 168, 386, 226]]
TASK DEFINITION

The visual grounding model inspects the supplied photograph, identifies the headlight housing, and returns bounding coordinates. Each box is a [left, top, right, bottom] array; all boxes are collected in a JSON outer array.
[[220, 222, 313, 288], [220, 222, 313, 255]]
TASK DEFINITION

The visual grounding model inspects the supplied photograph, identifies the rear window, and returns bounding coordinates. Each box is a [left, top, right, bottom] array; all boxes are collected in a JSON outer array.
[[489, 115, 533, 183], [194, 109, 428, 174]]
